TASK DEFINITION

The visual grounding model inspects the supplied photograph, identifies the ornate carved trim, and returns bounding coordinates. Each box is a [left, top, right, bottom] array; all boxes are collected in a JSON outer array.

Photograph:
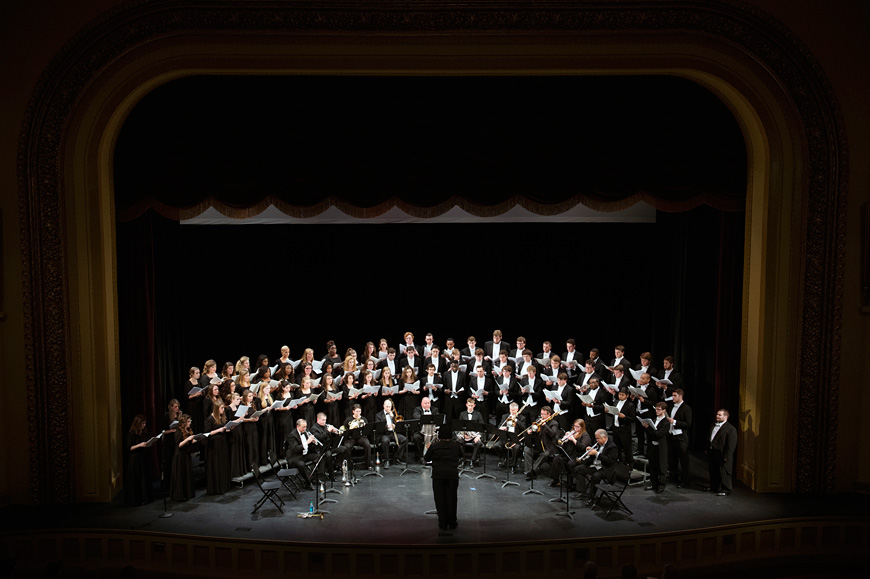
[[17, 0, 846, 501]]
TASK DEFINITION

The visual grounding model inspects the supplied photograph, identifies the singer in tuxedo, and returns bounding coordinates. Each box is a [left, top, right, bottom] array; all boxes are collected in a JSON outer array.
[[442, 360, 467, 419], [705, 409, 737, 495]]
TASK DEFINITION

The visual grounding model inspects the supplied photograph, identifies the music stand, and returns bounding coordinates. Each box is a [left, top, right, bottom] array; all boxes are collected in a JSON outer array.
[[477, 424, 504, 480], [522, 436, 544, 497], [501, 430, 521, 488], [396, 418, 420, 476], [452, 419, 484, 478], [418, 413, 445, 468], [156, 432, 172, 518], [322, 434, 345, 499], [309, 450, 331, 515], [361, 422, 384, 478], [551, 442, 575, 520]]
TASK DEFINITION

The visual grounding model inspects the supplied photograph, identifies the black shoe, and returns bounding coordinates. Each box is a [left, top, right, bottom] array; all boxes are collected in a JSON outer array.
[[702, 486, 713, 492], [438, 528, 452, 537], [717, 491, 731, 496], [448, 521, 458, 529], [585, 498, 595, 508], [525, 471, 536, 480], [676, 483, 687, 488], [644, 484, 656, 491], [301, 484, 314, 491], [498, 461, 506, 469], [384, 460, 391, 469], [656, 486, 666, 493], [549, 480, 561, 488], [472, 460, 480, 467]]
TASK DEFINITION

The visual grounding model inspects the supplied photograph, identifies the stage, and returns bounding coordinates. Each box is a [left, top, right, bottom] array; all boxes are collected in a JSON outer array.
[[2, 452, 868, 578]]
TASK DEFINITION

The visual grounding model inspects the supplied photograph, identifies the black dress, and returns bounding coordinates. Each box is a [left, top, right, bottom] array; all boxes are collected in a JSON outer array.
[[170, 430, 196, 501], [124, 431, 154, 506], [162, 412, 178, 482], [240, 412, 260, 471], [255, 397, 277, 465], [227, 406, 248, 479], [189, 379, 205, 434], [204, 416, 230, 495]]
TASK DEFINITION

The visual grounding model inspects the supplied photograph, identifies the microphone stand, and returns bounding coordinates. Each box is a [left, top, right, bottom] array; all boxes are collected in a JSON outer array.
[[159, 432, 172, 518]]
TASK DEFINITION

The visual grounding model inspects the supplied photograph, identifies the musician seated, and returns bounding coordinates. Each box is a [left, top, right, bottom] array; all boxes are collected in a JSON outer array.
[[493, 402, 527, 471], [285, 418, 319, 490], [309, 412, 348, 482], [522, 405, 561, 480], [375, 399, 407, 469], [574, 428, 619, 506], [550, 418, 592, 488], [341, 404, 372, 470], [412, 396, 440, 463], [455, 398, 484, 465]]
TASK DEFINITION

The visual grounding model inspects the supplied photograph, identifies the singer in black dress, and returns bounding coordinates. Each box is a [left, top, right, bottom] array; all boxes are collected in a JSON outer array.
[[170, 414, 197, 501], [225, 392, 248, 480], [124, 415, 154, 506], [238, 389, 260, 469], [204, 403, 231, 495]]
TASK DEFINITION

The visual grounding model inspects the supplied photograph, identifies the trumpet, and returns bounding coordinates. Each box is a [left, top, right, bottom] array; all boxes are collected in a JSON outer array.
[[557, 430, 577, 446], [576, 442, 601, 463]]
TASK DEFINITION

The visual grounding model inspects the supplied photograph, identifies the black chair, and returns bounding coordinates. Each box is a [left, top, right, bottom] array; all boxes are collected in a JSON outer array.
[[591, 461, 632, 518], [251, 464, 284, 514], [268, 451, 301, 501]]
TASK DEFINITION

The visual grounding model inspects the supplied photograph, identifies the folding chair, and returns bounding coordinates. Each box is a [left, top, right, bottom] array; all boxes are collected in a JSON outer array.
[[592, 461, 632, 518], [268, 451, 301, 501], [251, 464, 284, 514]]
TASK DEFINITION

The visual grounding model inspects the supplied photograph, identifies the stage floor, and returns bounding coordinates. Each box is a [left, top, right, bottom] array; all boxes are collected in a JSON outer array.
[[3, 452, 865, 546]]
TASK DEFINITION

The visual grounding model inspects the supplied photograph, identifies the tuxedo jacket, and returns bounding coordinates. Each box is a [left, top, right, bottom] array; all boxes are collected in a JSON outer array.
[[426, 356, 450, 375], [576, 371, 602, 392], [564, 431, 593, 460], [460, 346, 478, 359], [467, 358, 493, 376], [530, 419, 561, 453], [668, 402, 693, 437], [517, 359, 543, 377], [442, 370, 467, 398], [632, 383, 659, 415], [412, 406, 441, 432], [457, 409, 484, 425], [377, 357, 399, 375], [484, 340, 510, 360], [467, 375, 496, 399], [308, 422, 334, 447], [519, 375, 546, 407], [635, 364, 659, 383], [656, 369, 684, 392], [708, 420, 737, 462], [419, 377, 443, 399], [610, 399, 636, 430], [587, 386, 614, 415], [286, 428, 317, 460], [499, 412, 527, 433], [494, 375, 521, 402], [399, 356, 423, 376], [595, 439, 620, 481]]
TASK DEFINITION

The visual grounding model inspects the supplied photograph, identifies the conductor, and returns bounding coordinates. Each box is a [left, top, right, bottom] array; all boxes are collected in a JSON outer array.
[[424, 423, 463, 536]]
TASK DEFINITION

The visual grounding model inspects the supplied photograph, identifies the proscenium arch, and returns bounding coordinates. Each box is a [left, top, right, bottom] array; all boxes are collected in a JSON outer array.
[[20, 2, 843, 503]]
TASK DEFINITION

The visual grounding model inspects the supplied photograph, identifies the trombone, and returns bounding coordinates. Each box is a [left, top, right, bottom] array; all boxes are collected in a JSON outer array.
[[486, 403, 528, 449], [505, 409, 563, 450]]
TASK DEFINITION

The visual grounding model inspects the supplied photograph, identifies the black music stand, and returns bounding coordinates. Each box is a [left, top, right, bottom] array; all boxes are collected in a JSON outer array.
[[550, 442, 576, 520], [396, 418, 419, 475], [156, 432, 173, 518], [309, 450, 331, 515], [361, 422, 384, 478], [452, 419, 484, 478], [522, 436, 544, 497], [321, 434, 346, 501], [500, 431, 521, 488]]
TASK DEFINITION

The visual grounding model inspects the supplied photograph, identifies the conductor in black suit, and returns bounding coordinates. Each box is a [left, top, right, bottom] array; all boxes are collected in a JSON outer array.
[[424, 423, 464, 536], [705, 409, 737, 495]]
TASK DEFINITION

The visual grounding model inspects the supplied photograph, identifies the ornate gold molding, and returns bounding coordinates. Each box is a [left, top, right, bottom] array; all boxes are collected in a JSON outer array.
[[17, 0, 846, 501]]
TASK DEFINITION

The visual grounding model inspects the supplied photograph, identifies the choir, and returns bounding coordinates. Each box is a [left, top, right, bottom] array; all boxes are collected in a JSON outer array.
[[127, 331, 699, 505]]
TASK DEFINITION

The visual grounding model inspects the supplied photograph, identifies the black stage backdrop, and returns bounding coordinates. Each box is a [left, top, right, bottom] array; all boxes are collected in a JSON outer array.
[[117, 206, 743, 462]]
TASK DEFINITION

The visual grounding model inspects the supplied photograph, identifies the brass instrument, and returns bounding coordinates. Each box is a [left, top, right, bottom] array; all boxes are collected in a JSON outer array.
[[485, 403, 528, 449], [422, 422, 438, 451], [557, 430, 577, 446], [389, 409, 402, 446], [339, 417, 366, 433], [576, 442, 601, 463], [505, 409, 563, 450]]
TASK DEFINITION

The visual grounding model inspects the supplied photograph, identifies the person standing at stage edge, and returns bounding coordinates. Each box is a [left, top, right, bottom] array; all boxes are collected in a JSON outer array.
[[705, 408, 737, 496], [424, 423, 463, 536]]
